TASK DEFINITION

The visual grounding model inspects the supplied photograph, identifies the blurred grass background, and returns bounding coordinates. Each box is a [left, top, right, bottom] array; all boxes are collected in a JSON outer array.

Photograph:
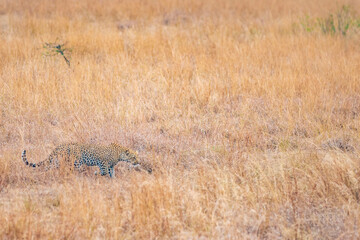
[[0, 0, 360, 238]]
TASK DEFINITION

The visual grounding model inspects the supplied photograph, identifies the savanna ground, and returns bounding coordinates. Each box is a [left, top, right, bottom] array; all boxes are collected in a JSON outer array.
[[1, 0, 360, 239]]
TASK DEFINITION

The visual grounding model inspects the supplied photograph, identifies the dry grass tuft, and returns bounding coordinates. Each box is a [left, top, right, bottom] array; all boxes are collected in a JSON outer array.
[[1, 0, 360, 239]]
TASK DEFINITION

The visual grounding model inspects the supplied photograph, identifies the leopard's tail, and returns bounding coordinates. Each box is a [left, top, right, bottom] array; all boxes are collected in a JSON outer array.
[[22, 150, 46, 168]]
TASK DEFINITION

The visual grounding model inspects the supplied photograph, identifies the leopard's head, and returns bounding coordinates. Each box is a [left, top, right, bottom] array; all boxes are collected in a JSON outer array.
[[127, 151, 153, 174], [134, 162, 153, 174], [123, 150, 153, 174], [124, 149, 139, 165], [111, 143, 152, 174], [109, 143, 135, 162]]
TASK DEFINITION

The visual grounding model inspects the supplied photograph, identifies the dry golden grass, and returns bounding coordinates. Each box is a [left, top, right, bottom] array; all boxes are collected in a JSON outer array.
[[1, 0, 360, 239]]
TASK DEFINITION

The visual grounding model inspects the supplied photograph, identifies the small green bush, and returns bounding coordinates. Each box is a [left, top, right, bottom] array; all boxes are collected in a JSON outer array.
[[301, 5, 359, 36]]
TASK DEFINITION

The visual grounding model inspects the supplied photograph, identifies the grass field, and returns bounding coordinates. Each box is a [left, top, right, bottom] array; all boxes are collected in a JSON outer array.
[[1, 0, 360, 239]]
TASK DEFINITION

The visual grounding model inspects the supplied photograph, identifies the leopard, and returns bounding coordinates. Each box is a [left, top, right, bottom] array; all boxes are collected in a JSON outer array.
[[22, 143, 152, 177]]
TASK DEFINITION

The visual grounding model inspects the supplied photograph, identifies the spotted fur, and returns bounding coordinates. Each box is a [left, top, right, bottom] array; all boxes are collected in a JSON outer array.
[[22, 143, 152, 177]]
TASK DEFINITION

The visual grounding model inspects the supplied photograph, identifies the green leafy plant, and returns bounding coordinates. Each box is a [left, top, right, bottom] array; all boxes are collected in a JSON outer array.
[[301, 5, 357, 36], [318, 5, 352, 36], [318, 14, 336, 35], [336, 5, 351, 36], [43, 40, 72, 67], [300, 15, 315, 32]]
